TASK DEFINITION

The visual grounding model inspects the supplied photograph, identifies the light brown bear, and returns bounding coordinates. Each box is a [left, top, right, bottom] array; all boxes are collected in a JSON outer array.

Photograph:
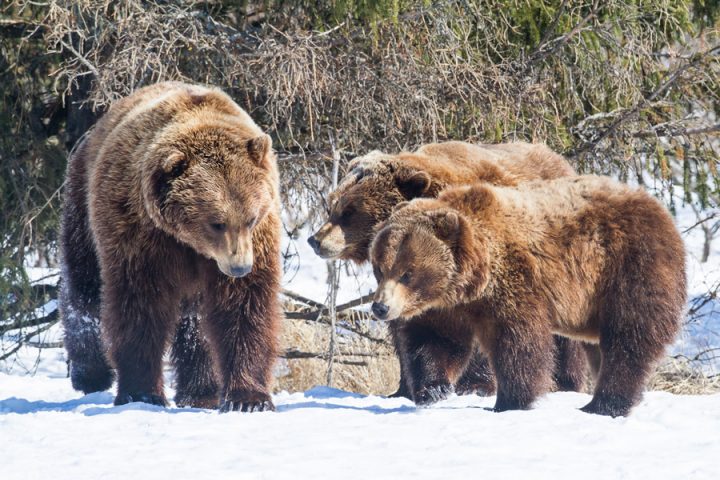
[[59, 82, 282, 411], [370, 176, 686, 416], [308, 141, 588, 402]]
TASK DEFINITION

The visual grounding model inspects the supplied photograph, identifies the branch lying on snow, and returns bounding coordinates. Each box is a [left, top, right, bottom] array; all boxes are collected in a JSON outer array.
[[0, 321, 56, 361], [283, 289, 375, 319], [282, 289, 387, 345], [0, 308, 58, 336], [25, 340, 63, 349], [281, 289, 325, 310], [283, 348, 390, 366], [18, 342, 383, 367], [1, 289, 387, 363]]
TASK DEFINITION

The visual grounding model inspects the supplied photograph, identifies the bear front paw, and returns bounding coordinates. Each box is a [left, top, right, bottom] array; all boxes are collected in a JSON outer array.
[[414, 383, 453, 406], [219, 391, 275, 413], [114, 392, 168, 407], [580, 395, 634, 418]]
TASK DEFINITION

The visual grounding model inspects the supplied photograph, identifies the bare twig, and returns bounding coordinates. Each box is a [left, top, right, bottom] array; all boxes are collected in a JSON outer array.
[[633, 123, 720, 139]]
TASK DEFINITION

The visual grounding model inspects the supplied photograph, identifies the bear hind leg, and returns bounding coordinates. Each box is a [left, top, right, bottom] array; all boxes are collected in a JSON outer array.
[[60, 293, 114, 394], [581, 326, 661, 418], [582, 280, 679, 417], [59, 171, 114, 394], [552, 336, 587, 392]]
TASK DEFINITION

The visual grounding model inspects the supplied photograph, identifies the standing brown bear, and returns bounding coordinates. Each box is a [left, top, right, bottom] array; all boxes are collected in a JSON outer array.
[[308, 142, 589, 403], [370, 176, 686, 417], [59, 82, 282, 411]]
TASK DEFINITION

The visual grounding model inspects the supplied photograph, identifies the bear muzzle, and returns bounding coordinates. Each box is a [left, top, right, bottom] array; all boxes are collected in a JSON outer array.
[[216, 248, 254, 278], [371, 302, 390, 319], [372, 281, 405, 320], [308, 223, 346, 259], [217, 261, 253, 278]]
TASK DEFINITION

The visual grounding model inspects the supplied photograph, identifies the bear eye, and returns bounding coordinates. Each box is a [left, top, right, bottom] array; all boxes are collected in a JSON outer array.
[[373, 266, 382, 280], [247, 216, 258, 228], [210, 222, 227, 232], [399, 271, 412, 285], [339, 207, 355, 226]]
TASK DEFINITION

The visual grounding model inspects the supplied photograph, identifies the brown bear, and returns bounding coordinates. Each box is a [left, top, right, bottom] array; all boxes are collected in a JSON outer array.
[[307, 141, 588, 402], [59, 81, 282, 411], [369, 176, 686, 416]]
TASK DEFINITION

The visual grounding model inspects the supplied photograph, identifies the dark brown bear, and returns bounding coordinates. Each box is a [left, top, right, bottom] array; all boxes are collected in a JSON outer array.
[[308, 141, 588, 402], [370, 176, 686, 416], [59, 82, 282, 411]]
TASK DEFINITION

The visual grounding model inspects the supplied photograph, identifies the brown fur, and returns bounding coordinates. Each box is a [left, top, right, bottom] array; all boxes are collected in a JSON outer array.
[[60, 82, 282, 411], [310, 141, 574, 263], [308, 141, 586, 401], [370, 176, 686, 416]]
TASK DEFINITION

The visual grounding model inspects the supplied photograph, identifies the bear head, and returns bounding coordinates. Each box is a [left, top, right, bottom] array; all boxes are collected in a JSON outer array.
[[369, 193, 491, 321], [308, 151, 436, 263], [142, 122, 275, 278]]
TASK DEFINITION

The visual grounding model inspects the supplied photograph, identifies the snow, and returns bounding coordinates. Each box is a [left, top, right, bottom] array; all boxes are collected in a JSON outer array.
[[1, 372, 718, 480]]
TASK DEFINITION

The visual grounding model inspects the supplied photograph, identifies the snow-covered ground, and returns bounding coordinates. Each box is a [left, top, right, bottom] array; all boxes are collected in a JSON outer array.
[[1, 197, 719, 479], [1, 371, 719, 480]]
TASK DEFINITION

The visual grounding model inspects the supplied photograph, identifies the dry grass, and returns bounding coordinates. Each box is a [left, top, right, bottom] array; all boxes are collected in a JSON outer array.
[[34, 0, 720, 223], [648, 358, 720, 395], [274, 318, 400, 395]]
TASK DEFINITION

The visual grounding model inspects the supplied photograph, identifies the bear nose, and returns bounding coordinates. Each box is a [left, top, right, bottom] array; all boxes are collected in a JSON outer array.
[[228, 264, 252, 278], [371, 302, 390, 319], [307, 235, 320, 252]]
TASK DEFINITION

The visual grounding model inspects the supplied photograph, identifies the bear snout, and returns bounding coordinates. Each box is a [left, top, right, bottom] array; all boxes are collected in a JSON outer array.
[[217, 259, 253, 278], [307, 235, 321, 253], [371, 301, 390, 319], [308, 223, 346, 259], [228, 264, 253, 278]]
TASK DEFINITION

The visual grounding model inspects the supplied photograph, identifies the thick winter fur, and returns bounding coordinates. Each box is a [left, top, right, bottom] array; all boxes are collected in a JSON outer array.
[[59, 82, 282, 411], [370, 176, 686, 416], [308, 141, 586, 401]]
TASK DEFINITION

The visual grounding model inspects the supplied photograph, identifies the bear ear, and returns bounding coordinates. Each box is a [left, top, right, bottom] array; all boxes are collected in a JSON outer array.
[[430, 210, 461, 242], [188, 89, 209, 106], [160, 151, 188, 176], [348, 150, 385, 172], [396, 171, 432, 199], [246, 134, 273, 168], [342, 151, 385, 186]]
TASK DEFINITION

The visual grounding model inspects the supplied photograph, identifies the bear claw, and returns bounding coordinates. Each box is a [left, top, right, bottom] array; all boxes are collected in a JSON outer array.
[[414, 383, 453, 406], [580, 395, 633, 418], [114, 392, 168, 407], [219, 391, 274, 413]]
